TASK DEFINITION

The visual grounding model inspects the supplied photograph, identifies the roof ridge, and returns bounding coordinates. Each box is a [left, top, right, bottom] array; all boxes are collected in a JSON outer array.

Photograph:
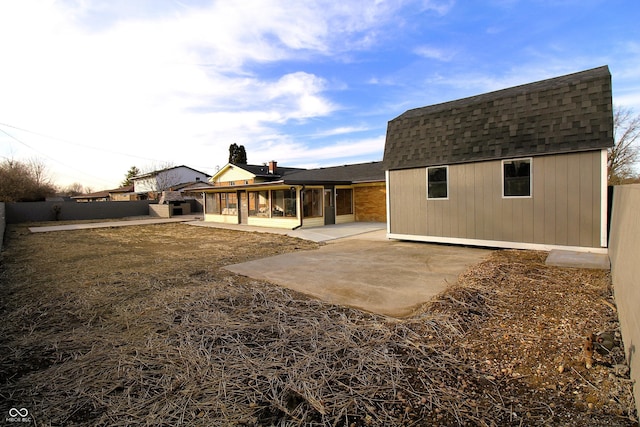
[[396, 65, 610, 120]]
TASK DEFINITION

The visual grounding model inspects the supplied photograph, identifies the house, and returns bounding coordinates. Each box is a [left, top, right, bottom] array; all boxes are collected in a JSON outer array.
[[72, 185, 139, 202], [132, 165, 211, 199], [200, 161, 386, 229], [108, 184, 138, 201], [383, 66, 613, 253]]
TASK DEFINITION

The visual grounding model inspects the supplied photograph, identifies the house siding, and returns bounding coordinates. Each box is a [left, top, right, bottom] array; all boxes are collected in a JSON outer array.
[[388, 150, 603, 249], [134, 167, 210, 193]]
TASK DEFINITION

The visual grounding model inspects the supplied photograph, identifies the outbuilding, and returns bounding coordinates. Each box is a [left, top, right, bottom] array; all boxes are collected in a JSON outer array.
[[383, 66, 613, 253]]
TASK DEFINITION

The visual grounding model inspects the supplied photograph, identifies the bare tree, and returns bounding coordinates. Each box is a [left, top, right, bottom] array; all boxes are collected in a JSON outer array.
[[27, 157, 53, 187], [608, 105, 640, 185], [0, 157, 56, 202], [61, 182, 86, 197], [136, 162, 177, 198]]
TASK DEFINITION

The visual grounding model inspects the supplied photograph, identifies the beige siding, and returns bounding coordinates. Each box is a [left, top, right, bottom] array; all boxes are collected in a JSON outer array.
[[388, 151, 603, 248], [205, 213, 239, 224], [214, 166, 255, 183], [336, 214, 356, 224], [247, 217, 298, 228]]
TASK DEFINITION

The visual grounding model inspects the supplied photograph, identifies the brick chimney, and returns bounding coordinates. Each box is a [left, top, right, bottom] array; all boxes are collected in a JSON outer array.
[[268, 160, 277, 174]]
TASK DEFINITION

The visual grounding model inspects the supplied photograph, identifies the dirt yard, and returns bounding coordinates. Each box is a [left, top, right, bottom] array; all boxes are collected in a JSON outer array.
[[0, 222, 636, 426]]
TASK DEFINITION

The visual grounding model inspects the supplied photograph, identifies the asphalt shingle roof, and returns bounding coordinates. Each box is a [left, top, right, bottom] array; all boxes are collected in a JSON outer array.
[[383, 66, 613, 171], [233, 163, 305, 178], [284, 161, 385, 184]]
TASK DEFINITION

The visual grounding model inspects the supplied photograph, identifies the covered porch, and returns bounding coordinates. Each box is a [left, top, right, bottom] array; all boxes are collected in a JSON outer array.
[[202, 184, 357, 230]]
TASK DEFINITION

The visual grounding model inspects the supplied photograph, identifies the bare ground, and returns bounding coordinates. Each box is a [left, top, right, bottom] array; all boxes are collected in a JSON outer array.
[[0, 222, 636, 426]]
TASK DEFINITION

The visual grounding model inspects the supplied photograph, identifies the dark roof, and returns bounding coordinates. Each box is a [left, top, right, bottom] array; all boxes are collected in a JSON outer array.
[[109, 184, 134, 193], [284, 161, 385, 184], [233, 163, 305, 179], [72, 189, 111, 199], [133, 165, 211, 180], [71, 184, 133, 199], [383, 66, 613, 171]]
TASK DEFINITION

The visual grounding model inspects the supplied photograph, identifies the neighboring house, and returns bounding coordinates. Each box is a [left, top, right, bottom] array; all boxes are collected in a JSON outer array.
[[108, 185, 138, 201], [383, 66, 613, 253], [72, 189, 111, 202], [132, 165, 211, 198], [200, 161, 385, 229], [72, 185, 136, 202]]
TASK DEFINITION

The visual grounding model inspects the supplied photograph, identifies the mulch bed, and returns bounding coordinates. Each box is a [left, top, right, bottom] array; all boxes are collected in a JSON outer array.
[[0, 223, 636, 426]]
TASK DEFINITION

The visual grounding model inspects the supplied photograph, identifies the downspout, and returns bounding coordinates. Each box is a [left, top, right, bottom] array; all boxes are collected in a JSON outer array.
[[292, 185, 305, 230], [201, 192, 206, 219]]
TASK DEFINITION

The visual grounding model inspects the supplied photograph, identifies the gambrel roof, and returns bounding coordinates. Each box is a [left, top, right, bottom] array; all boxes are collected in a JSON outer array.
[[383, 66, 613, 171]]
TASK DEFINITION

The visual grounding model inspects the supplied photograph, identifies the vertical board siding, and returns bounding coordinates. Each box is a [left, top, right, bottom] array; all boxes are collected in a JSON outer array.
[[555, 155, 569, 245], [579, 152, 595, 246], [566, 155, 582, 246], [388, 150, 602, 248], [544, 155, 557, 244]]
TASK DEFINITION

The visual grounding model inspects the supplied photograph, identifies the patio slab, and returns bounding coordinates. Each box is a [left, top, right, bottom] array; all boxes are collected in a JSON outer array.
[[545, 249, 611, 270], [225, 230, 491, 318]]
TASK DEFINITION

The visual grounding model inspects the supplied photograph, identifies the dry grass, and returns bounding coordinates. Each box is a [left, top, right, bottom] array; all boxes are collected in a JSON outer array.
[[0, 222, 636, 426]]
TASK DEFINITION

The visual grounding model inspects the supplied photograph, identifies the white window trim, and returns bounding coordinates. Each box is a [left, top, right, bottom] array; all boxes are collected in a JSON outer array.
[[426, 165, 449, 200], [600, 149, 608, 248], [502, 157, 533, 199]]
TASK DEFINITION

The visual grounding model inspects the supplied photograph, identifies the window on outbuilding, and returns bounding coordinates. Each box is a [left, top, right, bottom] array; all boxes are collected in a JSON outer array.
[[427, 166, 448, 199], [503, 158, 532, 197]]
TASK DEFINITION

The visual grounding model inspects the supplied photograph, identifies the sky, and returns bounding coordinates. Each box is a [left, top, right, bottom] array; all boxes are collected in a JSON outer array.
[[1, 0, 639, 191]]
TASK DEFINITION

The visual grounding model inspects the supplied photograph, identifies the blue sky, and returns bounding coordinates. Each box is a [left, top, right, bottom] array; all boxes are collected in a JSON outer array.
[[1, 0, 638, 190]]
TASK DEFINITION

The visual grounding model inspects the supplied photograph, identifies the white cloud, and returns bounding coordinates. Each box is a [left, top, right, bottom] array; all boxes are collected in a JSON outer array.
[[248, 135, 386, 166], [2, 0, 404, 188], [414, 45, 456, 61], [312, 126, 372, 137]]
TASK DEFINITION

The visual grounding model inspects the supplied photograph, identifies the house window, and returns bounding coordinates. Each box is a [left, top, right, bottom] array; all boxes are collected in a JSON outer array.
[[336, 189, 353, 215], [303, 188, 323, 218], [206, 192, 238, 214], [205, 193, 218, 214], [220, 192, 238, 214], [427, 166, 448, 199], [271, 189, 297, 217], [248, 191, 270, 217], [503, 158, 532, 197]]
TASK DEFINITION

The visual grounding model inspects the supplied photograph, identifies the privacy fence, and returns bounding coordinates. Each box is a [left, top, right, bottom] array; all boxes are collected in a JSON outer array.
[[0, 202, 5, 249], [4, 200, 152, 224], [608, 183, 640, 411]]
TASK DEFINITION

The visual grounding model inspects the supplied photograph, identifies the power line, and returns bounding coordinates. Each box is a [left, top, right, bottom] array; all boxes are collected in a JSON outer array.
[[0, 121, 217, 176], [0, 121, 170, 164], [0, 127, 114, 186]]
